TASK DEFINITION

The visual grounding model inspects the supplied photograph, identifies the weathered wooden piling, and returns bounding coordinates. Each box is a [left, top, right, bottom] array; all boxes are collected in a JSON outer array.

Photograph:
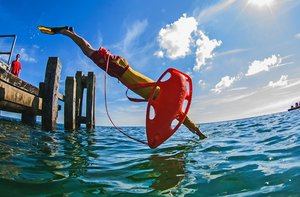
[[65, 71, 96, 130], [41, 57, 62, 131]]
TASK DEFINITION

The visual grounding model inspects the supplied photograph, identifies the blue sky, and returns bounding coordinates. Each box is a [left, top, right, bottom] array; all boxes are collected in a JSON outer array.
[[1, 0, 300, 126]]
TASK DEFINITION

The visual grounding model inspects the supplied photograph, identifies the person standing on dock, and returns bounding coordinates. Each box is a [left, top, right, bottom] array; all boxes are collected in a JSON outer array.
[[38, 26, 207, 139], [10, 54, 22, 77]]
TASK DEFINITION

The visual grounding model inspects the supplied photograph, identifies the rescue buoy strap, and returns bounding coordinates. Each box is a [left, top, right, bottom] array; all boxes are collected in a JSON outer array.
[[125, 82, 157, 103], [125, 89, 148, 102], [126, 82, 157, 90]]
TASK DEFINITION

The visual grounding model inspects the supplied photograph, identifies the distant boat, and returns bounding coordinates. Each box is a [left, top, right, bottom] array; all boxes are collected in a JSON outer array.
[[288, 102, 300, 111]]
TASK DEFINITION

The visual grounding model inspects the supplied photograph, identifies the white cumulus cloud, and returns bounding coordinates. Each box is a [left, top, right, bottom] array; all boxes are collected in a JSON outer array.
[[295, 33, 300, 39], [198, 79, 206, 88], [268, 75, 288, 88], [246, 54, 282, 76], [212, 75, 238, 94], [153, 50, 164, 58], [193, 31, 222, 71], [155, 13, 198, 59], [19, 48, 36, 63]]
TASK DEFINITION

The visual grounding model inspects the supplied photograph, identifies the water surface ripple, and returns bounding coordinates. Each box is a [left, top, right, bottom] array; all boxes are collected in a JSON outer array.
[[0, 111, 300, 196]]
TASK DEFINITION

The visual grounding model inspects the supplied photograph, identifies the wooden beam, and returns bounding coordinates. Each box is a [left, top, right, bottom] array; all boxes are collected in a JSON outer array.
[[40, 81, 64, 101], [0, 61, 9, 70], [42, 57, 61, 131], [0, 82, 42, 111], [64, 77, 76, 130], [58, 93, 64, 101], [0, 101, 42, 115]]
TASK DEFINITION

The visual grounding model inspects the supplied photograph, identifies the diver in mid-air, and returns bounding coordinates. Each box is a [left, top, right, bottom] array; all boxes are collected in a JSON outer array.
[[38, 26, 207, 141]]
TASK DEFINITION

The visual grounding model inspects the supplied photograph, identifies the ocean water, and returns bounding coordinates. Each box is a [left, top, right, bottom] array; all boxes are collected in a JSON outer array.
[[0, 110, 300, 196]]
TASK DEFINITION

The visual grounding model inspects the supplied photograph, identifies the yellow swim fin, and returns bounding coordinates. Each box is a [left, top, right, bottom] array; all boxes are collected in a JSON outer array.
[[37, 26, 56, 34], [37, 26, 73, 35]]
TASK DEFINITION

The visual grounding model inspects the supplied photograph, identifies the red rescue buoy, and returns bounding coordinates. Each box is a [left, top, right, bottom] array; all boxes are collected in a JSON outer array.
[[146, 68, 192, 148], [103, 52, 193, 148]]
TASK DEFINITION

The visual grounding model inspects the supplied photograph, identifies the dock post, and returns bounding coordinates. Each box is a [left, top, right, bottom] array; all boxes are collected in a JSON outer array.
[[41, 57, 61, 131], [21, 112, 36, 125], [86, 72, 96, 129], [64, 77, 76, 130]]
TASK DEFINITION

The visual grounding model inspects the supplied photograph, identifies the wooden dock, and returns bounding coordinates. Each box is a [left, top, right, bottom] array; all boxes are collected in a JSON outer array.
[[0, 64, 43, 123], [0, 57, 96, 130]]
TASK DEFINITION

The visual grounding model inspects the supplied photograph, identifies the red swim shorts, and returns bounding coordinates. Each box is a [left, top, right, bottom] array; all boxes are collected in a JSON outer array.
[[90, 47, 130, 78]]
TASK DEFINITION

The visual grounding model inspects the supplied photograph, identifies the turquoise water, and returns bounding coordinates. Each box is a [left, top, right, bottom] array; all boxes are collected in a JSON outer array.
[[0, 111, 300, 196]]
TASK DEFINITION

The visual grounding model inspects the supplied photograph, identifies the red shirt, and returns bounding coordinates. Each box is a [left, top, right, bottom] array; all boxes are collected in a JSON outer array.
[[11, 60, 22, 77]]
